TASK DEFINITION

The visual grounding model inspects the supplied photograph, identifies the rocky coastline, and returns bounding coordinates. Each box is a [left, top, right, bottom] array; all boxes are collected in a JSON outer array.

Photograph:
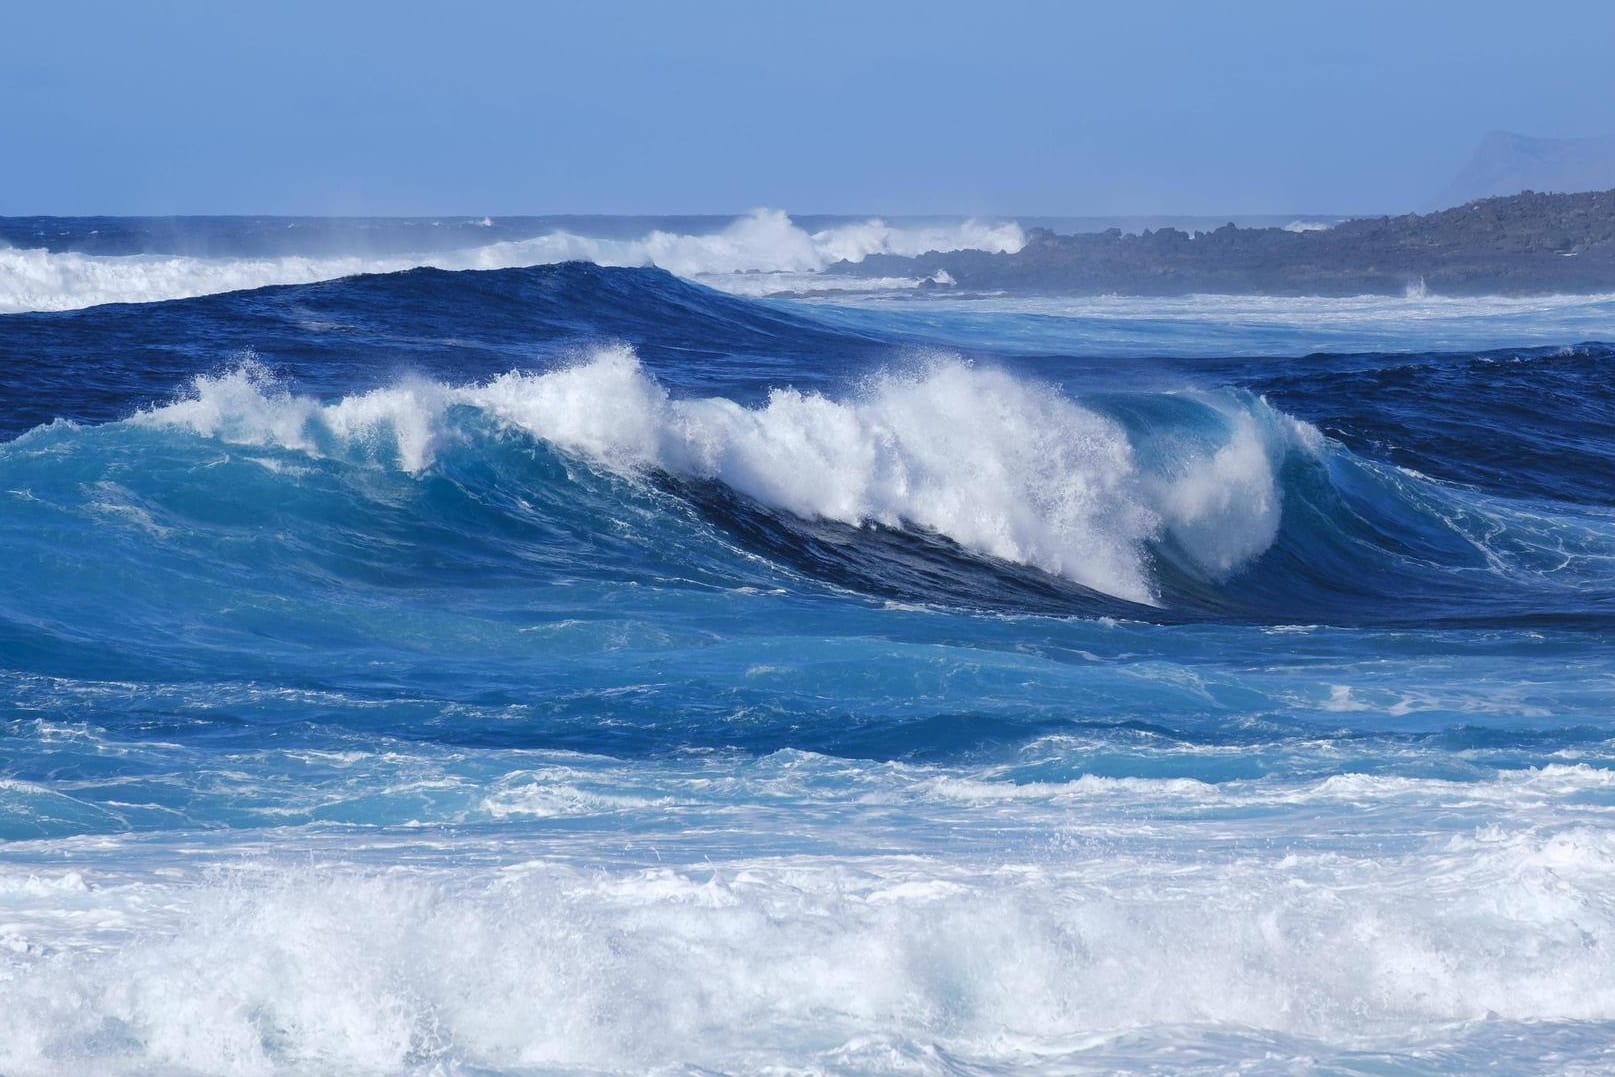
[[832, 188, 1615, 296]]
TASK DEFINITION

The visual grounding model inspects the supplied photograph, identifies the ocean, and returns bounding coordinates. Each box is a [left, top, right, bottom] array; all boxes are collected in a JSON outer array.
[[2, 213, 1614, 1074]]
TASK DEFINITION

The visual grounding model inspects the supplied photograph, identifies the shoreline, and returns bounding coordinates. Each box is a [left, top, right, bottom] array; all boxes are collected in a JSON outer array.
[[832, 187, 1615, 298]]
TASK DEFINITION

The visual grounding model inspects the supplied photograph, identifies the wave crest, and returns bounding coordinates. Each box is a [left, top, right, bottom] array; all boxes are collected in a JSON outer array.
[[137, 350, 1310, 605], [0, 211, 1024, 313]]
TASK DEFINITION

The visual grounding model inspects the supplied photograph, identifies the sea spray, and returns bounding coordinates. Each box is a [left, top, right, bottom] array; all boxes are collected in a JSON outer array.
[[0, 210, 1024, 313], [136, 349, 1316, 605]]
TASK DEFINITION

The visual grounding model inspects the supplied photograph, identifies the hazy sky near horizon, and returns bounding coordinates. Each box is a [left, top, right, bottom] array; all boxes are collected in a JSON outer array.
[[8, 0, 1614, 217]]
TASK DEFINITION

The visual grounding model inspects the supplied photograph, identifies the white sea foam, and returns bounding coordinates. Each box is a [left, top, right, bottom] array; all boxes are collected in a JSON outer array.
[[137, 363, 452, 473], [5, 814, 1615, 1074], [137, 350, 1313, 603], [827, 289, 1615, 360], [0, 211, 1025, 313]]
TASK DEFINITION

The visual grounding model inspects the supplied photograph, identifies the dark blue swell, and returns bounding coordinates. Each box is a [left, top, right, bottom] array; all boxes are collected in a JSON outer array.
[[2, 264, 1612, 631], [0, 263, 889, 438], [1242, 345, 1615, 504]]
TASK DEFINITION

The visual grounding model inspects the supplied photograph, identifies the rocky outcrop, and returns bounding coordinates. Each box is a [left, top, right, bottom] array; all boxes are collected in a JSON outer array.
[[832, 188, 1615, 296]]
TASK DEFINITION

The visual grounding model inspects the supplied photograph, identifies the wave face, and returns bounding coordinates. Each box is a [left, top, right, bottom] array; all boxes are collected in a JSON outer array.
[[0, 210, 1024, 312], [3, 260, 1615, 1073], [119, 350, 1314, 609]]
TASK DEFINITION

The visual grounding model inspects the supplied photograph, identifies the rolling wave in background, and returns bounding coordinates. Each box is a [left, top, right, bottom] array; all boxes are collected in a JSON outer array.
[[0, 209, 1022, 313], [3, 249, 1615, 1073]]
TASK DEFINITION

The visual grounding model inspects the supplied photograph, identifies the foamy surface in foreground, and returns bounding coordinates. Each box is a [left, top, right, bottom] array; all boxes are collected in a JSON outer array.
[[5, 750, 1615, 1073]]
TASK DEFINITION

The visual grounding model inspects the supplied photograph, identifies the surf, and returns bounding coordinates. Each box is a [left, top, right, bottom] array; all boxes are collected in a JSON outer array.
[[0, 210, 1024, 313], [9, 339, 1610, 628], [115, 349, 1309, 609]]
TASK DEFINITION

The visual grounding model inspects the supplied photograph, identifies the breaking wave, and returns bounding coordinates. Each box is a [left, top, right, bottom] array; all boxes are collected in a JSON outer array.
[[0, 210, 1023, 313], [130, 350, 1312, 608]]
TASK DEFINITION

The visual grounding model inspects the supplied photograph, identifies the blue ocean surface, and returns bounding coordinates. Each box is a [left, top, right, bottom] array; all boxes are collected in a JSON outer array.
[[2, 216, 1615, 1074]]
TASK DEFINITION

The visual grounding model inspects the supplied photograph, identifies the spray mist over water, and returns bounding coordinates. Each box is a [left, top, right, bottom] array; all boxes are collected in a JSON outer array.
[[133, 348, 1313, 606], [0, 210, 1025, 313]]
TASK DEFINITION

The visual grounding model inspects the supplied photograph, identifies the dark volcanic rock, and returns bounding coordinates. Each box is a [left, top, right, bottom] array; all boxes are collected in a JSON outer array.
[[833, 189, 1615, 296]]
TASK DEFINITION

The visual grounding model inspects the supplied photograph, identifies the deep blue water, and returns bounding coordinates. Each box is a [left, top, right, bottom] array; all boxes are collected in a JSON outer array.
[[3, 219, 1615, 1074]]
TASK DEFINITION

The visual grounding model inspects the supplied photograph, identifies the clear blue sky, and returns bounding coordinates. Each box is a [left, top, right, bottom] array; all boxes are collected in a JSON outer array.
[[7, 0, 1613, 216]]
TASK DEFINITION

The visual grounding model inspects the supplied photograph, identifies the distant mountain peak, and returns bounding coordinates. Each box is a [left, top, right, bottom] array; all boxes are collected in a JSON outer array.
[[1434, 131, 1615, 208]]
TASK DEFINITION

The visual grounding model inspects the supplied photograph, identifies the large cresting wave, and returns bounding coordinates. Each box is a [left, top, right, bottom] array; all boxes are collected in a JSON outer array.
[[133, 349, 1313, 608]]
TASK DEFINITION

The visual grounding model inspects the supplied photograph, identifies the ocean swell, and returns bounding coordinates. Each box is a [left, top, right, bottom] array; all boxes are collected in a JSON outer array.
[[0, 211, 1024, 314], [132, 351, 1312, 607]]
